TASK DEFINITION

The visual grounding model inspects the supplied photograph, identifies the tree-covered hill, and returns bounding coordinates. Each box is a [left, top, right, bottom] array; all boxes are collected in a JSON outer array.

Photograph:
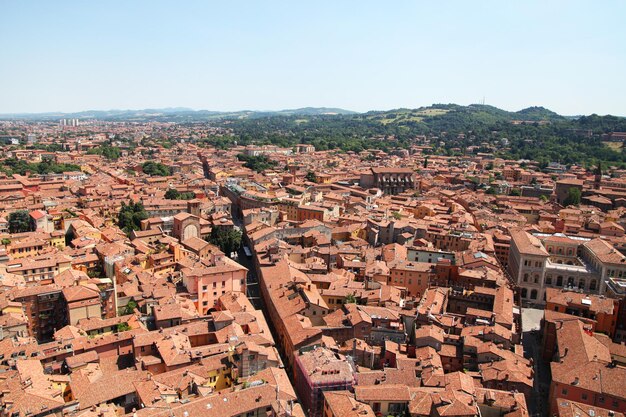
[[514, 106, 564, 121], [197, 104, 626, 167]]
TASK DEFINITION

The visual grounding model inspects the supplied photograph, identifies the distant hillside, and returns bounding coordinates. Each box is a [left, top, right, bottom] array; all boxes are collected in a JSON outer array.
[[514, 106, 564, 121], [0, 107, 356, 121], [360, 104, 565, 129], [194, 103, 626, 168]]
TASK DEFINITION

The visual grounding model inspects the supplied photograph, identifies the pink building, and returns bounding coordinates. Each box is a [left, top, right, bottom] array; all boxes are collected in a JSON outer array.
[[181, 253, 248, 315]]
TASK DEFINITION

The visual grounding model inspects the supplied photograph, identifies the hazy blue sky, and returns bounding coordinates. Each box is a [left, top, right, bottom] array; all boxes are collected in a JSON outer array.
[[1, 1, 625, 115]]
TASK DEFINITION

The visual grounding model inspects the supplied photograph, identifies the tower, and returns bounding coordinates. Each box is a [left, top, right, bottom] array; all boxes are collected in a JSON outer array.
[[187, 199, 200, 217]]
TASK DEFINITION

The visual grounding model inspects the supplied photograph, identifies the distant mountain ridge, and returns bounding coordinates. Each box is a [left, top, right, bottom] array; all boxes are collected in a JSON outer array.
[[1, 104, 621, 122], [0, 107, 358, 121]]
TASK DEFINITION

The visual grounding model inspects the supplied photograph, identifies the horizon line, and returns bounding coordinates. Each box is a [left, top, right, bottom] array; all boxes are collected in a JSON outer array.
[[1, 103, 620, 118]]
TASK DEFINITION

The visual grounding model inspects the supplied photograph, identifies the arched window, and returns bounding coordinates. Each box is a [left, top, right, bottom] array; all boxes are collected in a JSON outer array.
[[578, 279, 585, 290], [523, 273, 529, 282], [530, 289, 538, 299], [534, 274, 539, 284], [567, 277, 575, 287], [546, 275, 552, 285], [521, 288, 528, 298], [557, 276, 563, 286], [590, 280, 597, 291]]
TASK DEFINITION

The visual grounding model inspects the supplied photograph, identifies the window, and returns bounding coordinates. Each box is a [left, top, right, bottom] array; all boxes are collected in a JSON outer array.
[[581, 393, 587, 400], [562, 388, 568, 395]]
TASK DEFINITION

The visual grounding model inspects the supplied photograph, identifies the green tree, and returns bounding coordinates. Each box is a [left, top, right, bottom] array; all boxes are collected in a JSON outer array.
[[1, 238, 11, 245], [87, 145, 122, 160], [345, 293, 357, 304], [563, 187, 581, 206], [118, 201, 148, 234], [119, 299, 138, 315], [165, 188, 180, 200], [207, 227, 242, 255], [117, 322, 131, 332], [142, 161, 172, 176], [8, 210, 35, 233], [595, 161, 603, 179], [305, 171, 317, 182], [165, 188, 195, 200], [510, 189, 521, 196], [236, 154, 278, 172]]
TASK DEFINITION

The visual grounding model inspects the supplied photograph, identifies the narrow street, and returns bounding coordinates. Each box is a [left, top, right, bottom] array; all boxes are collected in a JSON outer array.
[[234, 245, 263, 310], [521, 308, 550, 417]]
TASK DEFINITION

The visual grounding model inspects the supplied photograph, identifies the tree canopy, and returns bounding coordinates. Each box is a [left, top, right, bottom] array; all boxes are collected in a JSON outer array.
[[118, 201, 148, 234], [236, 154, 278, 172], [8, 210, 35, 233], [207, 227, 242, 255], [142, 161, 172, 176], [563, 187, 582, 206], [165, 188, 195, 200], [305, 171, 317, 182], [87, 145, 122, 160], [0, 158, 81, 176]]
